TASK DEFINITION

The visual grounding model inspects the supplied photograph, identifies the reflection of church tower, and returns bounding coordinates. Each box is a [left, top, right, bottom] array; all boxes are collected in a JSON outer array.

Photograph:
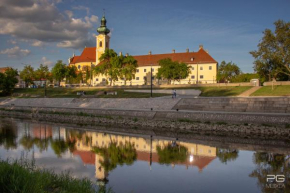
[[95, 154, 109, 185], [96, 14, 110, 64]]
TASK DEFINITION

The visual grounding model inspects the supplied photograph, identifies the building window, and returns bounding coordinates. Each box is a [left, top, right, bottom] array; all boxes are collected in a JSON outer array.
[[200, 67, 203, 70], [136, 77, 139, 80], [78, 65, 81, 69], [191, 75, 195, 79], [96, 78, 99, 81], [144, 69, 146, 72], [99, 41, 102, 47], [191, 58, 194, 61], [109, 78, 112, 81], [200, 75, 204, 79], [192, 67, 194, 70], [152, 68, 154, 72], [102, 78, 106, 82], [152, 76, 155, 80], [121, 78, 124, 80], [209, 66, 212, 70], [136, 69, 139, 73], [208, 150, 212, 153]]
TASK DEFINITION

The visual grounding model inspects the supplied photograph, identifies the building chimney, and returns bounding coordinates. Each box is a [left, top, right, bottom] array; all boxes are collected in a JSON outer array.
[[186, 48, 189, 53], [119, 52, 122, 56], [199, 45, 203, 50], [149, 51, 152, 55], [125, 53, 129, 57], [172, 49, 175, 53]]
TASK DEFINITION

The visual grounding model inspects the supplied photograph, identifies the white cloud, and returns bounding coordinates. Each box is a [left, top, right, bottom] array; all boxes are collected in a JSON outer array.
[[0, 0, 96, 49], [32, 40, 45, 47], [90, 15, 98, 23], [41, 57, 53, 66], [0, 46, 31, 58]]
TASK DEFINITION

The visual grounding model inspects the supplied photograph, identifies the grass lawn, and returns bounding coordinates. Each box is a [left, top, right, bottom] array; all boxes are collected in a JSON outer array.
[[196, 86, 252, 97], [8, 86, 253, 98], [250, 85, 290, 96]]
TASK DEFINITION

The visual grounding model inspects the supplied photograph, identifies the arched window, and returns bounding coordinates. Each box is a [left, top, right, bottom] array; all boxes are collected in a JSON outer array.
[[99, 41, 102, 47]]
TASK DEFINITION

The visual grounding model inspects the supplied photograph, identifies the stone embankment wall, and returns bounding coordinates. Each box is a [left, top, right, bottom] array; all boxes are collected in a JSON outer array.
[[1, 106, 290, 140], [174, 97, 290, 113], [263, 81, 290, 86]]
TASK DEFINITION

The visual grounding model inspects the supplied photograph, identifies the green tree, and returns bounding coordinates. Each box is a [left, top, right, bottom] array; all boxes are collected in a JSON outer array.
[[156, 143, 188, 165], [230, 73, 259, 83], [34, 64, 50, 86], [20, 65, 34, 87], [94, 49, 119, 86], [65, 65, 77, 84], [0, 121, 17, 150], [51, 60, 66, 86], [120, 55, 138, 85], [249, 152, 290, 192], [217, 61, 241, 83], [92, 142, 137, 172], [250, 20, 290, 82], [216, 148, 239, 164], [50, 139, 68, 157], [156, 58, 191, 84], [0, 68, 18, 96]]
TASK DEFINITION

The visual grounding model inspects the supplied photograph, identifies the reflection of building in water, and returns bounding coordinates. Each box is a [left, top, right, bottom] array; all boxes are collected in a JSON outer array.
[[71, 131, 216, 181]]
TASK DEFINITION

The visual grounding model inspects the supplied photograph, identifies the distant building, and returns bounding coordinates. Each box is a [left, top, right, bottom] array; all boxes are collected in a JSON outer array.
[[0, 67, 25, 88], [69, 15, 218, 86]]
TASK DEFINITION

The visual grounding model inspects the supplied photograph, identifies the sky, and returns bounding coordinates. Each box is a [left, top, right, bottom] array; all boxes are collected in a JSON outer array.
[[0, 0, 289, 73]]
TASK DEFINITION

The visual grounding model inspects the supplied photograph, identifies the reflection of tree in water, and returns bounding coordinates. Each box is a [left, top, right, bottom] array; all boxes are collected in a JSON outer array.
[[0, 121, 17, 150], [20, 136, 35, 150], [50, 139, 69, 158], [92, 142, 137, 172], [216, 148, 239, 164], [249, 152, 290, 192], [19, 128, 76, 157], [156, 143, 188, 165]]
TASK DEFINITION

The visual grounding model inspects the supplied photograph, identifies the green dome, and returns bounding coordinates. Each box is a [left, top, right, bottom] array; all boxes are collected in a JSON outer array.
[[97, 16, 110, 35]]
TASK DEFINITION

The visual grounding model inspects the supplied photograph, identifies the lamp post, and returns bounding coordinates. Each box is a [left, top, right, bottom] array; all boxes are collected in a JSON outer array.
[[44, 79, 47, 97], [151, 63, 153, 97], [90, 62, 93, 86]]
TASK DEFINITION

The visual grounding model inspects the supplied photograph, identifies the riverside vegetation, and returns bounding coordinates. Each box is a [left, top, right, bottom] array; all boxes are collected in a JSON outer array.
[[0, 159, 111, 193]]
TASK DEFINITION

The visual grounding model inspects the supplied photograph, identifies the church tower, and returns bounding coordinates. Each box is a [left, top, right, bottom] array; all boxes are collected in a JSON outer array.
[[96, 15, 110, 64]]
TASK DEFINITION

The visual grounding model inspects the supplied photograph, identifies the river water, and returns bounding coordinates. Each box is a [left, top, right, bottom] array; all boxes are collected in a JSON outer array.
[[0, 118, 289, 193]]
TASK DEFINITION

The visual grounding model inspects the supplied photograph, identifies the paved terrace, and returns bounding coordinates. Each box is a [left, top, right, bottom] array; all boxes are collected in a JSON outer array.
[[1, 97, 290, 114], [0, 98, 181, 111]]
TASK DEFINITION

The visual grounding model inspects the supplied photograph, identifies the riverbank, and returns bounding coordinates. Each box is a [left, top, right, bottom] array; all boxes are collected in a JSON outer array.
[[1, 106, 290, 140]]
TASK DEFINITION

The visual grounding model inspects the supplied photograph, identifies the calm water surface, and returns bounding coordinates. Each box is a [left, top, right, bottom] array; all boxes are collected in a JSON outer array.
[[0, 118, 289, 193]]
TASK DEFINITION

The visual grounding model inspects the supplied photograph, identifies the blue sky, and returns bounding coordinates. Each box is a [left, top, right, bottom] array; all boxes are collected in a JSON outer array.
[[0, 0, 289, 72]]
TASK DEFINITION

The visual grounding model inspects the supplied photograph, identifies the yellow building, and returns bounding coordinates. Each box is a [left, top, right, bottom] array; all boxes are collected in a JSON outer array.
[[69, 15, 218, 86]]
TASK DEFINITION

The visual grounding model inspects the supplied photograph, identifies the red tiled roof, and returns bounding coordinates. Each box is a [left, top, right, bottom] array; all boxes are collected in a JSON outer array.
[[133, 48, 217, 66], [69, 47, 217, 66], [70, 56, 80, 64], [0, 67, 10, 73], [137, 151, 216, 171], [75, 47, 96, 63], [73, 150, 95, 165]]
